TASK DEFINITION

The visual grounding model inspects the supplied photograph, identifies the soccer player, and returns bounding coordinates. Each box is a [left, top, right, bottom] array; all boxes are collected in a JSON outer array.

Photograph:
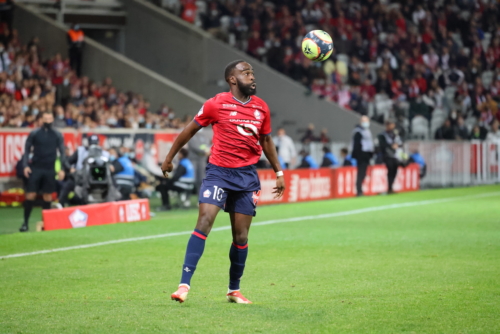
[[161, 60, 285, 304]]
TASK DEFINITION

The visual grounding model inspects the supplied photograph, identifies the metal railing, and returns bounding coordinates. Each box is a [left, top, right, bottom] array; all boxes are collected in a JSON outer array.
[[295, 140, 500, 188]]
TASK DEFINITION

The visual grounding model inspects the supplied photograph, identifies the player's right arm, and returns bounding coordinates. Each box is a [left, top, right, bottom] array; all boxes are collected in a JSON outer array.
[[161, 120, 202, 177], [162, 100, 217, 177], [23, 131, 36, 178]]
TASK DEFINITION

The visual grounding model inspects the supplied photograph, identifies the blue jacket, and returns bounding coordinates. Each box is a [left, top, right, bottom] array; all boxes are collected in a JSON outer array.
[[178, 158, 195, 182], [116, 156, 134, 177]]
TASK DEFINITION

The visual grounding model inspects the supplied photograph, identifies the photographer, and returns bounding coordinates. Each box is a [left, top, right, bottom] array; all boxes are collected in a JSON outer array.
[[56, 135, 109, 207]]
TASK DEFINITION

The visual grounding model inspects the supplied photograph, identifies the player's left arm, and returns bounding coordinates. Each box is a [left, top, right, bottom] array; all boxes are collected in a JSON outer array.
[[260, 135, 285, 199], [56, 131, 66, 181], [259, 105, 285, 199]]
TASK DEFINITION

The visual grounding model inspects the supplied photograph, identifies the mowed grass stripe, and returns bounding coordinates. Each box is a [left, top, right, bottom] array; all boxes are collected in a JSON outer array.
[[2, 191, 499, 260]]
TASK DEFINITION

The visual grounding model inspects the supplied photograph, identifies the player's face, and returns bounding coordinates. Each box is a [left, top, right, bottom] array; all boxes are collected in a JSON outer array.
[[42, 113, 54, 125], [234, 62, 257, 96]]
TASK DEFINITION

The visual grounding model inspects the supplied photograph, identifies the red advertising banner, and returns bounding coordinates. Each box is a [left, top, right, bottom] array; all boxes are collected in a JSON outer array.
[[42, 199, 150, 231], [0, 129, 179, 179], [257, 164, 420, 205]]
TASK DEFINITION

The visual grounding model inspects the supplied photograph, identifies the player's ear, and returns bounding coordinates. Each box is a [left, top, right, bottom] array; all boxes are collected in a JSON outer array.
[[228, 75, 237, 86]]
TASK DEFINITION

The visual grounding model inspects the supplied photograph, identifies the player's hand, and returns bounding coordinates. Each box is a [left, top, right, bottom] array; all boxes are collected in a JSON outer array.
[[70, 167, 76, 174], [24, 167, 32, 178], [58, 170, 65, 181], [273, 175, 285, 199], [161, 160, 174, 178]]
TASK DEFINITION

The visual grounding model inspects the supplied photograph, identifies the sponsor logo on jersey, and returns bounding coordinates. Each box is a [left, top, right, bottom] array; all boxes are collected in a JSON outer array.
[[254, 110, 261, 119], [198, 106, 204, 116], [237, 124, 259, 136], [222, 104, 237, 108], [230, 111, 238, 116], [203, 189, 212, 198], [252, 105, 262, 109]]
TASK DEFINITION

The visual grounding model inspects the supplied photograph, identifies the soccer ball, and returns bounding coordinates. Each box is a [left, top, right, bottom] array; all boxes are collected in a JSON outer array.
[[301, 30, 333, 62]]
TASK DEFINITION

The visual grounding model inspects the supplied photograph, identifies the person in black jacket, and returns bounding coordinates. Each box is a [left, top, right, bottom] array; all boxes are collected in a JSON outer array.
[[377, 119, 402, 194], [351, 116, 374, 196], [20, 112, 66, 232]]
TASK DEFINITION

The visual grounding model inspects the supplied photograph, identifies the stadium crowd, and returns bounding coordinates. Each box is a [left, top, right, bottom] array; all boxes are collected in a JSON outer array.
[[169, 0, 500, 140], [0, 28, 186, 131]]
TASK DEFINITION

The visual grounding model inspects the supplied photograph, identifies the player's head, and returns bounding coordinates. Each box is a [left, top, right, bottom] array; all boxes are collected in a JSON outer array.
[[42, 111, 53, 128], [277, 128, 286, 137], [341, 147, 349, 157], [224, 60, 257, 96], [360, 115, 370, 128], [179, 148, 188, 159], [322, 146, 331, 153], [385, 119, 395, 131]]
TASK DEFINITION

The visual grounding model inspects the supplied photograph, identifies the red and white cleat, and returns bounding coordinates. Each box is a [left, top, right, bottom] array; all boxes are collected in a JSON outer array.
[[171, 285, 189, 303], [226, 290, 252, 304]]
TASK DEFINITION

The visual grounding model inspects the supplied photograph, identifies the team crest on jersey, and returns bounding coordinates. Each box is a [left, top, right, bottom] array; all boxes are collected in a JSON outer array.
[[252, 190, 261, 206], [254, 110, 261, 119], [203, 189, 211, 198], [198, 106, 204, 116]]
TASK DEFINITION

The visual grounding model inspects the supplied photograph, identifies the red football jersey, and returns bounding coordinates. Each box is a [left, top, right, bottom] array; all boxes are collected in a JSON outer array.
[[194, 92, 272, 168]]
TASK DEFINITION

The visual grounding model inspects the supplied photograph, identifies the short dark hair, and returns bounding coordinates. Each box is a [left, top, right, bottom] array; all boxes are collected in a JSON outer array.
[[179, 148, 189, 158], [224, 60, 245, 82], [341, 148, 349, 155]]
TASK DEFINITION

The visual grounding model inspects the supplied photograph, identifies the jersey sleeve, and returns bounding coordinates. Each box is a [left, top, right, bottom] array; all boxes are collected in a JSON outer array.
[[260, 104, 272, 136], [193, 99, 218, 127]]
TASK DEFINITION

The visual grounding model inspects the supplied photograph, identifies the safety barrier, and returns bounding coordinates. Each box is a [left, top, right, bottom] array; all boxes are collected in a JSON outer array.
[[42, 199, 150, 231], [257, 164, 420, 205]]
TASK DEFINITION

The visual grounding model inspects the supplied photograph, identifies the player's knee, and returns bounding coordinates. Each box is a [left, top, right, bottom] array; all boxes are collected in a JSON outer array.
[[25, 192, 37, 200], [42, 194, 52, 202], [196, 212, 215, 234], [233, 231, 248, 245]]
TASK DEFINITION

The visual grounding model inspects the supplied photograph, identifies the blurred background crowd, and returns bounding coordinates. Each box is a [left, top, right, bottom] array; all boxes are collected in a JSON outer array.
[[163, 0, 500, 141], [0, 27, 188, 130]]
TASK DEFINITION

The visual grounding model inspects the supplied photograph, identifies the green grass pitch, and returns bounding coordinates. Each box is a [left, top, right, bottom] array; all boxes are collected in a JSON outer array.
[[1, 185, 500, 333]]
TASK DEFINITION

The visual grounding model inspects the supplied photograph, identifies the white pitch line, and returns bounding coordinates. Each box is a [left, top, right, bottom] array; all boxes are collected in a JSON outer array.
[[1, 191, 499, 260]]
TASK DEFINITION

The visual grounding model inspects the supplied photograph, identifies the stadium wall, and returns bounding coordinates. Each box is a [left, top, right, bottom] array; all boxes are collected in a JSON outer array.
[[12, 3, 206, 114], [120, 0, 385, 141]]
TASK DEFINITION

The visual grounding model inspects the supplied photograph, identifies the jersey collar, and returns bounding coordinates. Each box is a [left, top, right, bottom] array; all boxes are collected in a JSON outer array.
[[232, 96, 252, 105]]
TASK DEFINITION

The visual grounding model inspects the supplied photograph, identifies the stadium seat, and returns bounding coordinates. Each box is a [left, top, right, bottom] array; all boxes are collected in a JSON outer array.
[[481, 71, 494, 89], [411, 116, 429, 140]]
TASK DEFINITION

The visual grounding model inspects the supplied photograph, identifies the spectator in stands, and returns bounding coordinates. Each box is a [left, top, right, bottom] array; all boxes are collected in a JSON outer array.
[[340, 147, 356, 167], [351, 116, 374, 196], [273, 128, 296, 169], [320, 146, 338, 168], [487, 120, 500, 141], [455, 116, 469, 140], [300, 123, 317, 144], [156, 148, 194, 211], [67, 24, 84, 77], [297, 150, 318, 169], [470, 124, 488, 141], [0, 42, 10, 73], [435, 119, 455, 140], [378, 119, 402, 194]]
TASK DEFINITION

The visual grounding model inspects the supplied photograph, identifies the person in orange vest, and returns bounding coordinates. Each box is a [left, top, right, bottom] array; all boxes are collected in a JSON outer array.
[[0, 0, 13, 31], [67, 24, 84, 76]]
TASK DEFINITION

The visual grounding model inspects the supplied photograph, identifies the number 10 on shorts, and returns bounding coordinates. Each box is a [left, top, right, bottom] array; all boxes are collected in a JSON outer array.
[[213, 186, 224, 201]]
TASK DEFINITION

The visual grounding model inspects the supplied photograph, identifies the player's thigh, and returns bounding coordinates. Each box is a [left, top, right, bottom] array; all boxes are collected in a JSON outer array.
[[195, 203, 222, 234], [26, 169, 43, 194], [40, 169, 57, 195], [198, 177, 228, 210], [229, 211, 253, 244]]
